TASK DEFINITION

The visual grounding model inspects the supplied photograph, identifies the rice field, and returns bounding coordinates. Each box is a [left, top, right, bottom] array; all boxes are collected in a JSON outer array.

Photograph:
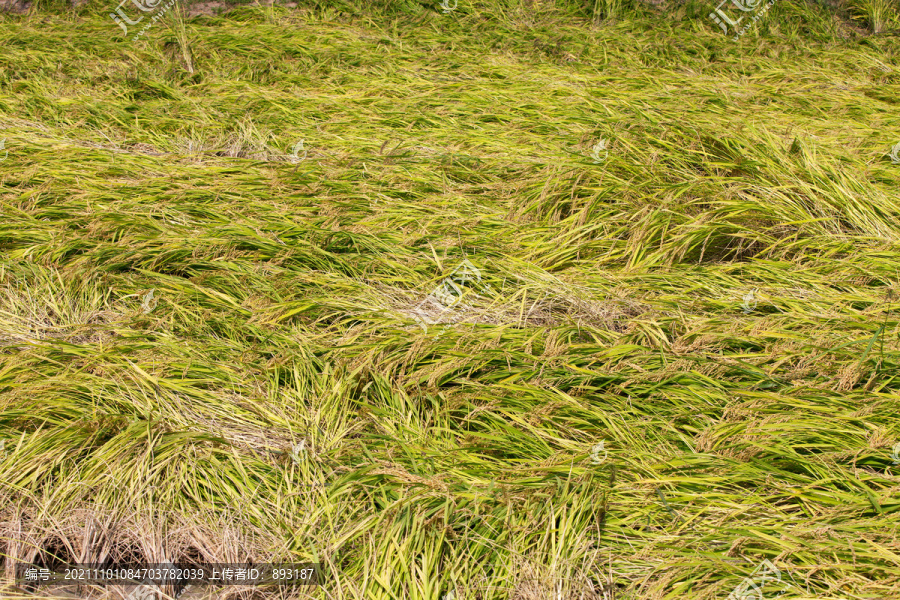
[[1, 0, 900, 598]]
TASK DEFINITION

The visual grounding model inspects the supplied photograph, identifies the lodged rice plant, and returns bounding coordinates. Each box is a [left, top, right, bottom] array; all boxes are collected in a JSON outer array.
[[1, 0, 899, 599]]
